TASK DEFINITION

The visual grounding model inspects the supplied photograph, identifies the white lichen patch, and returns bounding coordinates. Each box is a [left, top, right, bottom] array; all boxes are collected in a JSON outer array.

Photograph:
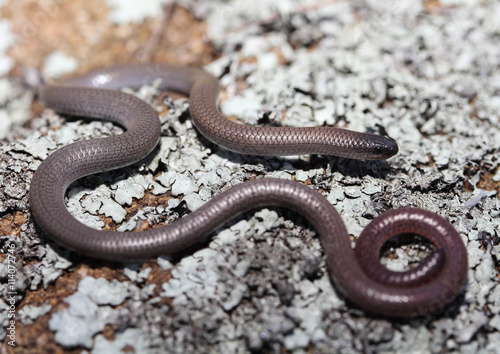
[[18, 302, 52, 325], [49, 292, 114, 348]]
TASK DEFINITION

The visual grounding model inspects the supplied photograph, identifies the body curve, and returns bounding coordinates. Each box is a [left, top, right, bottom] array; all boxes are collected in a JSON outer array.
[[29, 64, 467, 317]]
